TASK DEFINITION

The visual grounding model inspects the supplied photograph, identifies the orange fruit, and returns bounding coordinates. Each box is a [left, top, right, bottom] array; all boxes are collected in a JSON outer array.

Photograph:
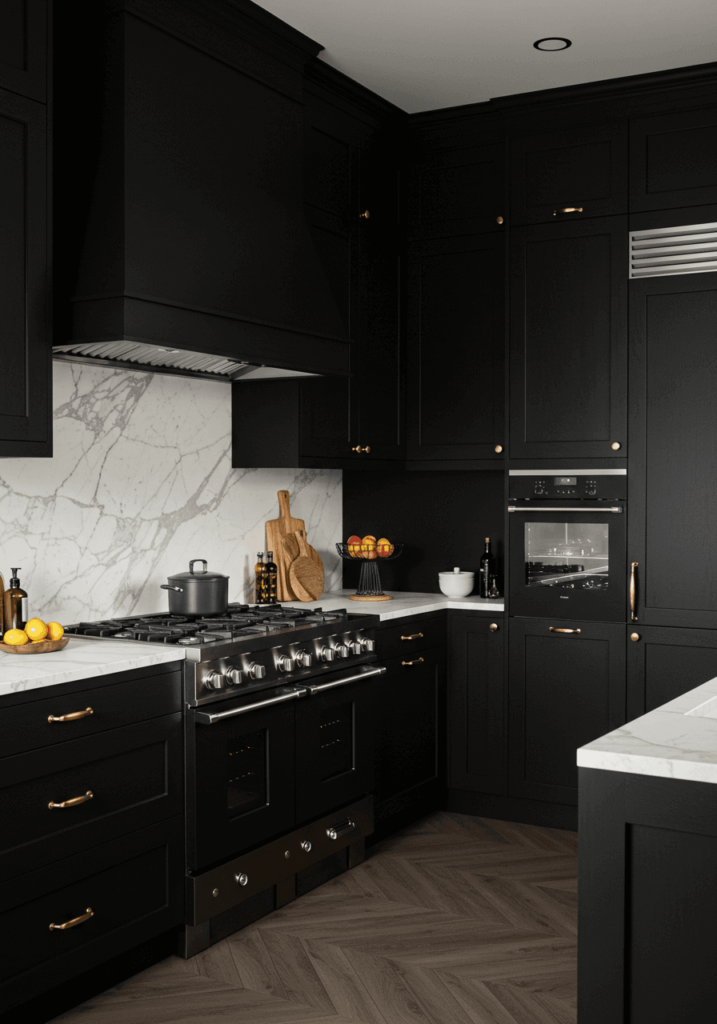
[[25, 618, 48, 642], [47, 622, 64, 641], [3, 629, 29, 645]]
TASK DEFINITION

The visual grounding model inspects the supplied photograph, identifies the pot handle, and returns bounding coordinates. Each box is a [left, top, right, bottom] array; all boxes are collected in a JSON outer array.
[[161, 584, 183, 592], [189, 559, 208, 575]]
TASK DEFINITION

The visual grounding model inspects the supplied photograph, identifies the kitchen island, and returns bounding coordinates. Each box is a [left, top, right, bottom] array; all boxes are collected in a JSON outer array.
[[577, 677, 717, 1024]]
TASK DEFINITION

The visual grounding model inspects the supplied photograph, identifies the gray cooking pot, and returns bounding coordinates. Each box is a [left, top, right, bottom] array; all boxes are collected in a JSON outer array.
[[161, 559, 229, 616]]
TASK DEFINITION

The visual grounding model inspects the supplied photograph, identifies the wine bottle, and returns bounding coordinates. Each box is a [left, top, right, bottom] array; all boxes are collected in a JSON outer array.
[[479, 539, 495, 599], [265, 551, 278, 605], [254, 552, 266, 605]]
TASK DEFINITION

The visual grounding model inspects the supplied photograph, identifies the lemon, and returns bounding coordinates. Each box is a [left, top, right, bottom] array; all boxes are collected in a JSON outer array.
[[3, 629, 29, 646], [24, 618, 48, 642], [47, 622, 64, 641]]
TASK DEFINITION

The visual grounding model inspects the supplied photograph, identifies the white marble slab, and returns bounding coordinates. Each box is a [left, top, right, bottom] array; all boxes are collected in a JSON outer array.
[[0, 638, 185, 697], [578, 676, 717, 784], [284, 589, 504, 621]]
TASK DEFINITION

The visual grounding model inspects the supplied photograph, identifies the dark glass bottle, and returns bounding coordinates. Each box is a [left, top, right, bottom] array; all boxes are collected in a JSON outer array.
[[479, 539, 495, 598], [4, 568, 28, 630], [254, 552, 266, 604], [265, 551, 278, 604]]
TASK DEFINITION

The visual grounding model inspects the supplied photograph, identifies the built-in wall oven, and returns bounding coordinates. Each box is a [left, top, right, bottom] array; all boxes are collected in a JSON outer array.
[[509, 471, 627, 621]]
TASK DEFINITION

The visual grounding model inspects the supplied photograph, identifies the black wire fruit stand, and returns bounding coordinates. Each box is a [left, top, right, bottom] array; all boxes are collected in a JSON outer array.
[[335, 543, 403, 601]]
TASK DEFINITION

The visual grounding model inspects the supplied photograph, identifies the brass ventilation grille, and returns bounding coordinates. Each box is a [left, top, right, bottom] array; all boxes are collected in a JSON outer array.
[[629, 221, 717, 279], [53, 342, 251, 381]]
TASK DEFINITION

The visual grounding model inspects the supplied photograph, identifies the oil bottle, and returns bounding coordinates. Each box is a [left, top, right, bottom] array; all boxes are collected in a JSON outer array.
[[4, 569, 28, 630], [254, 552, 267, 604], [265, 551, 278, 604]]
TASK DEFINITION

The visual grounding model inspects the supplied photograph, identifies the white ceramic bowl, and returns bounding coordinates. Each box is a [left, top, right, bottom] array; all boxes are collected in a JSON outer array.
[[438, 570, 475, 598]]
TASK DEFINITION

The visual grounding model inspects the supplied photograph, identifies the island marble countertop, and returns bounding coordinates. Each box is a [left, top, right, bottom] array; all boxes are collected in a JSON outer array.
[[578, 675, 717, 784], [284, 589, 504, 621], [0, 639, 186, 699]]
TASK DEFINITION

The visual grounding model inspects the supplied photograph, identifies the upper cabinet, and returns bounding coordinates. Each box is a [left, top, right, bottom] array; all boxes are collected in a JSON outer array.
[[409, 142, 505, 239], [509, 215, 627, 461], [0, 0, 47, 102], [630, 106, 717, 213], [510, 122, 628, 226]]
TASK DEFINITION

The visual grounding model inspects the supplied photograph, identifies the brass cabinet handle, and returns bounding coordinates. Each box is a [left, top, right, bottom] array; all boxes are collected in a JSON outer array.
[[549, 627, 581, 634], [630, 632, 641, 642], [489, 623, 499, 632], [49, 907, 94, 931], [611, 442, 621, 450], [401, 632, 424, 640], [494, 445, 503, 453], [402, 657, 425, 666], [553, 207, 584, 215], [496, 216, 504, 225], [48, 707, 93, 723], [351, 445, 371, 454], [48, 790, 93, 810], [359, 210, 370, 219], [630, 561, 638, 621]]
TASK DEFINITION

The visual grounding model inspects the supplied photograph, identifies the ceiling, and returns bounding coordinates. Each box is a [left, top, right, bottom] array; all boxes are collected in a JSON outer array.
[[256, 0, 717, 113]]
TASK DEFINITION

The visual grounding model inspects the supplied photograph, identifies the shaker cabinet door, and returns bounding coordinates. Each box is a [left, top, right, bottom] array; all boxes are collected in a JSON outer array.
[[630, 107, 717, 213], [627, 625, 717, 722]]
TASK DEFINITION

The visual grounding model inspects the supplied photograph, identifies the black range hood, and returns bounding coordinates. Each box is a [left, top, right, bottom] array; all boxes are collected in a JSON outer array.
[[53, 0, 351, 380]]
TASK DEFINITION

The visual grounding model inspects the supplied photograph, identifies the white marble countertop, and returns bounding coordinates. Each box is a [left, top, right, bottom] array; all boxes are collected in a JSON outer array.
[[578, 676, 717, 784], [284, 589, 504, 621], [0, 639, 186, 698]]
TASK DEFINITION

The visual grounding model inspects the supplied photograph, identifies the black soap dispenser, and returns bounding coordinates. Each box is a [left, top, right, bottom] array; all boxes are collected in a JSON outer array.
[[4, 569, 28, 631]]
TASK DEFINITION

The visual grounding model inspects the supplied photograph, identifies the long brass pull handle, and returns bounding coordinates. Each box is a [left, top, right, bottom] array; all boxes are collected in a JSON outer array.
[[553, 207, 584, 215], [401, 632, 424, 641], [48, 790, 93, 810], [630, 561, 638, 622], [549, 627, 581, 634], [351, 445, 371, 454], [402, 657, 425, 666], [49, 908, 94, 931], [48, 707, 93, 723], [359, 210, 370, 219]]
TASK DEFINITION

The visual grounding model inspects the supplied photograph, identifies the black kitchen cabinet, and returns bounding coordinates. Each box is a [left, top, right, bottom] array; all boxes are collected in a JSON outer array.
[[628, 259, 717, 628], [510, 121, 628, 225], [448, 613, 505, 795], [408, 141, 505, 240], [0, 85, 51, 458], [630, 106, 717, 213], [509, 214, 627, 460], [627, 625, 717, 721], [407, 231, 505, 463], [508, 617, 625, 805], [0, 0, 48, 102]]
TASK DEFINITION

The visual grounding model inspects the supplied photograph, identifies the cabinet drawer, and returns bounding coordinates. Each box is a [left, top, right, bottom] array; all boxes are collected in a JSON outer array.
[[378, 615, 446, 661], [0, 666, 182, 757], [0, 816, 184, 1011], [0, 714, 183, 880]]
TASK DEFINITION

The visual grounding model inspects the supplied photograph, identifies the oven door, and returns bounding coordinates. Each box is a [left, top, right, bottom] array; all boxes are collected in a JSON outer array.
[[509, 502, 626, 621]]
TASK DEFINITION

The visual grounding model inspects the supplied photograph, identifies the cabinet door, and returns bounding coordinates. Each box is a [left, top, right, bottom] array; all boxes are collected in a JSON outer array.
[[509, 215, 627, 460], [510, 122, 628, 225], [630, 107, 717, 213], [410, 142, 505, 240], [627, 625, 717, 721], [299, 376, 355, 460], [509, 617, 625, 805], [407, 232, 505, 461], [0, 88, 51, 457], [629, 269, 717, 628], [448, 614, 505, 795], [0, 0, 47, 102]]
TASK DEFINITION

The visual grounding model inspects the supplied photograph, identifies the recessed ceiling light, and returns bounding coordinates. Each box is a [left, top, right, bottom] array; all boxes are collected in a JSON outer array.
[[533, 37, 572, 51]]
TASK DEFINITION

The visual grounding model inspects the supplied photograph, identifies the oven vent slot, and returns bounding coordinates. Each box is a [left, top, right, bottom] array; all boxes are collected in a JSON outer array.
[[629, 221, 717, 279]]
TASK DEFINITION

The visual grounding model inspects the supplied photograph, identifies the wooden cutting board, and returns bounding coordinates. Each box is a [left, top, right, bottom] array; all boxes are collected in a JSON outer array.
[[266, 491, 305, 601], [282, 530, 323, 573], [289, 530, 325, 602]]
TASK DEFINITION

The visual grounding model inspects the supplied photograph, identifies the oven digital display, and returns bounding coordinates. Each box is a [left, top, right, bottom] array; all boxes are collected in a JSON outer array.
[[553, 476, 577, 486]]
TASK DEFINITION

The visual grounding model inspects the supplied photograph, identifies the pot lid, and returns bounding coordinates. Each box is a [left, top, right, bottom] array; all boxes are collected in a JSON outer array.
[[168, 559, 228, 582]]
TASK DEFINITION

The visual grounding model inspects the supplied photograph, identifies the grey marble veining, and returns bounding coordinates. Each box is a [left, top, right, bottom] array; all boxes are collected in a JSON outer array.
[[0, 362, 342, 623]]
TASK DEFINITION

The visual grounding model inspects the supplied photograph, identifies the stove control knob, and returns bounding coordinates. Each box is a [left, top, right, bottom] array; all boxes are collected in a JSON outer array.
[[204, 671, 226, 690], [226, 668, 243, 686], [335, 644, 350, 659], [348, 641, 363, 655], [360, 638, 375, 653], [295, 650, 312, 668], [247, 663, 266, 680], [277, 655, 293, 672], [319, 646, 336, 663]]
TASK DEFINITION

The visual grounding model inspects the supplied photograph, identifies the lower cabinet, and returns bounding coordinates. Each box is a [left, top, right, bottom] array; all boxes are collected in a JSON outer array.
[[509, 617, 625, 805], [627, 624, 717, 720]]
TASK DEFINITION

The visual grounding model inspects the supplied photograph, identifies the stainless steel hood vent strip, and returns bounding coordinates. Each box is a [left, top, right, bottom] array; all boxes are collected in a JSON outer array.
[[53, 341, 250, 378], [629, 221, 717, 279]]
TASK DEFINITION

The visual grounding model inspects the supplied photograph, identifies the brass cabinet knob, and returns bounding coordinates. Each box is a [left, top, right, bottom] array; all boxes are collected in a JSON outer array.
[[489, 623, 499, 632], [496, 216, 504, 225], [351, 445, 371, 454], [359, 210, 370, 219], [630, 632, 641, 642], [495, 444, 503, 453], [611, 442, 621, 450]]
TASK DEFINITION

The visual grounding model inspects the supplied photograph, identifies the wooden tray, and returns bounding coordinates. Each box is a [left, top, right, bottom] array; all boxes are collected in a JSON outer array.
[[0, 637, 70, 655]]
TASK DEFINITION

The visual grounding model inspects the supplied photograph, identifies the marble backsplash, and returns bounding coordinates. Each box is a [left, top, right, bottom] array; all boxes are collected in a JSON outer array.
[[0, 362, 342, 623]]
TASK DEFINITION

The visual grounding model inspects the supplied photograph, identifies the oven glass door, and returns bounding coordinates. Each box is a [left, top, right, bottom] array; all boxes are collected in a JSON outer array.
[[509, 504, 626, 621]]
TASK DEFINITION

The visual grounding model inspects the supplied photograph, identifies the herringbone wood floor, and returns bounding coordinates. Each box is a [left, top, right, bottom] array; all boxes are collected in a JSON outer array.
[[56, 813, 578, 1024]]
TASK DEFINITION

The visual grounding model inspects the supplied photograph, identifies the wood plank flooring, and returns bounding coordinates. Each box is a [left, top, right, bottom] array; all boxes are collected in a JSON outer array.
[[54, 813, 578, 1024]]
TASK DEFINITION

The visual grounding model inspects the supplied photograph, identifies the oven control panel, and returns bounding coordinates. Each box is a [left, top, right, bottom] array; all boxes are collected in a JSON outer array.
[[509, 474, 626, 500]]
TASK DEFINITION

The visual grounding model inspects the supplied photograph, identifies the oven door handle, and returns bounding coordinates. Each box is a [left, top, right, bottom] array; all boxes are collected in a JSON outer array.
[[194, 688, 304, 725], [508, 506, 623, 513], [302, 665, 386, 695]]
